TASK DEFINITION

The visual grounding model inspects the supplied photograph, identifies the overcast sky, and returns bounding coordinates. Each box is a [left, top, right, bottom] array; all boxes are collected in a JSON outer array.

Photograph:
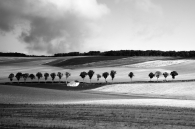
[[0, 0, 195, 55]]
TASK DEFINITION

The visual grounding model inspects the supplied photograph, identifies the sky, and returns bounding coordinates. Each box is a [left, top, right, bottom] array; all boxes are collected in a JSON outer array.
[[0, 0, 195, 55]]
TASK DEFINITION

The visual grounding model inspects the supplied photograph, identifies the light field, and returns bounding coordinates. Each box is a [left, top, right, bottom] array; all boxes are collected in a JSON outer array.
[[91, 82, 195, 99], [125, 59, 190, 68]]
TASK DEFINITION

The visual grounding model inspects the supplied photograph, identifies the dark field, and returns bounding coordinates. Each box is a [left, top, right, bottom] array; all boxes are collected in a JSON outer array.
[[45, 56, 178, 68], [45, 56, 128, 66], [1, 104, 195, 129]]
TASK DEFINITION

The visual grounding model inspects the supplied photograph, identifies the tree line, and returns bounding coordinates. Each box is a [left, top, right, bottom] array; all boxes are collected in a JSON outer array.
[[54, 50, 195, 57], [8, 70, 178, 84], [0, 52, 49, 57], [0, 52, 27, 57], [2, 50, 195, 57]]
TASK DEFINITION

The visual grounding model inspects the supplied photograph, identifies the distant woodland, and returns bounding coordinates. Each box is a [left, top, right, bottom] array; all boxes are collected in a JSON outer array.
[[1, 50, 195, 57], [54, 50, 195, 57], [0, 52, 48, 57], [0, 52, 27, 57]]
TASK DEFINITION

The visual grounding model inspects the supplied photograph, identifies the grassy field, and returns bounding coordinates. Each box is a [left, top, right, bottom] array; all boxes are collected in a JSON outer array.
[[1, 104, 195, 129]]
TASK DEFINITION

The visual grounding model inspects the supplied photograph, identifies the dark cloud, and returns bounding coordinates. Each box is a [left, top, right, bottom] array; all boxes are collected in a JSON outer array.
[[0, 0, 109, 54]]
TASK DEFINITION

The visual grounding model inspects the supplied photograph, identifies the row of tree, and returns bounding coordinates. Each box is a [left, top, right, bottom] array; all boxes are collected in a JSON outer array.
[[148, 71, 178, 81], [8, 70, 178, 84], [80, 70, 178, 82], [8, 72, 71, 84]]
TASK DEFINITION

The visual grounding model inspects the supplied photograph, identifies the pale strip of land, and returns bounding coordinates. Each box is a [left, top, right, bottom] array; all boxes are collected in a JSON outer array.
[[91, 82, 195, 99], [64, 99, 195, 109], [124, 59, 194, 68]]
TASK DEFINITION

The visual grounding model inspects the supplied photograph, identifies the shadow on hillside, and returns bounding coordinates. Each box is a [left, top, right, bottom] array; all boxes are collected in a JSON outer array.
[[2, 79, 195, 91], [1, 81, 108, 91]]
